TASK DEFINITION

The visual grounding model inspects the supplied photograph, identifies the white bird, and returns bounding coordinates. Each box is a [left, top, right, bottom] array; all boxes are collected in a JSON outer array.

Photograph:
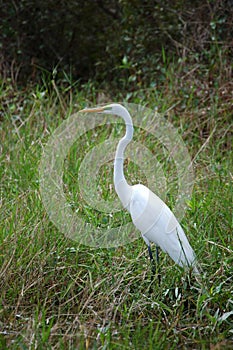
[[80, 104, 199, 275]]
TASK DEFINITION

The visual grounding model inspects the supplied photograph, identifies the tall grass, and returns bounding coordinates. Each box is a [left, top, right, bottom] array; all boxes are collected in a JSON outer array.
[[0, 59, 232, 349]]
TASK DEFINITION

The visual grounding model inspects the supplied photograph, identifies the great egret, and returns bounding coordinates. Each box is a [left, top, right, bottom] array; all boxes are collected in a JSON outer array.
[[80, 104, 199, 275]]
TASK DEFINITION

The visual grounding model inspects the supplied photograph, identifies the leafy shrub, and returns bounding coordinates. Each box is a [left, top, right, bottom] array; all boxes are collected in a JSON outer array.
[[0, 0, 232, 86]]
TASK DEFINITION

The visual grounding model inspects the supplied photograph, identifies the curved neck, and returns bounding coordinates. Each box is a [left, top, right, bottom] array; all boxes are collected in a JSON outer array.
[[113, 107, 133, 209]]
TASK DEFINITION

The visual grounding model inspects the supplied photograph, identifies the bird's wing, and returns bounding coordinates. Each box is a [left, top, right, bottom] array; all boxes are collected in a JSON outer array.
[[130, 184, 198, 271]]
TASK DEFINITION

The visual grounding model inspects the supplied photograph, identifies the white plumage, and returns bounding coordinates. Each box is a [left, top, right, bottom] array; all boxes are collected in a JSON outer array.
[[81, 103, 199, 274]]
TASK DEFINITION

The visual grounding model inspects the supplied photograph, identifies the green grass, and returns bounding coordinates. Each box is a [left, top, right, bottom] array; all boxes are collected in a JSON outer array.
[[0, 62, 232, 349]]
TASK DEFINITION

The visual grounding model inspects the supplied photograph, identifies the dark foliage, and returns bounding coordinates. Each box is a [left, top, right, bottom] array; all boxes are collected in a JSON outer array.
[[0, 0, 232, 85]]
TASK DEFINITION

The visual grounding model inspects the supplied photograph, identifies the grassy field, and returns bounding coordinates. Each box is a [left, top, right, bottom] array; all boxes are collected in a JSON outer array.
[[0, 60, 232, 349]]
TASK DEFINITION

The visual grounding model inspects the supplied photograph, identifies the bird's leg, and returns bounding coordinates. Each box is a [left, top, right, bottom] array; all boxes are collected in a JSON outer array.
[[155, 245, 161, 285], [156, 245, 159, 265], [147, 244, 155, 274], [147, 244, 161, 285]]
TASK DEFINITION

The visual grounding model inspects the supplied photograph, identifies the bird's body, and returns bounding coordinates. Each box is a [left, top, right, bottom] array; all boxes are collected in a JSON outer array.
[[81, 103, 199, 274], [129, 184, 198, 272]]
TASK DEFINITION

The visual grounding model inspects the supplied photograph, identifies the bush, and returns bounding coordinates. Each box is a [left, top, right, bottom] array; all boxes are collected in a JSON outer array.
[[0, 0, 232, 86]]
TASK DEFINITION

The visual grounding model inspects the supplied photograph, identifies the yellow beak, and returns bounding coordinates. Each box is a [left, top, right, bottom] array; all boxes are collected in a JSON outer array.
[[79, 107, 105, 113]]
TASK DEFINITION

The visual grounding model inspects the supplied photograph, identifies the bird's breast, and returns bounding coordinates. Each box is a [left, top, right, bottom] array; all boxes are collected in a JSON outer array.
[[130, 185, 166, 233]]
